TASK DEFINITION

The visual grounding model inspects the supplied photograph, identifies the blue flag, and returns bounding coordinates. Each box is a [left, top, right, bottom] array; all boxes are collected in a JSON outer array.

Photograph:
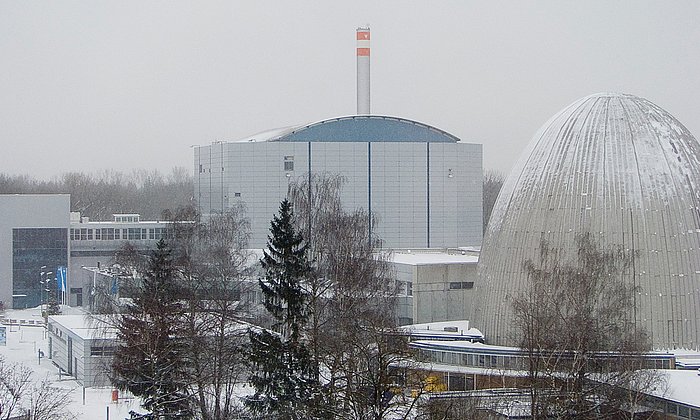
[[56, 266, 67, 292]]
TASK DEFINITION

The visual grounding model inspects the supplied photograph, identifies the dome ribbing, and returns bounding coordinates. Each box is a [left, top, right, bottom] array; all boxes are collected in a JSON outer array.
[[473, 93, 700, 349]]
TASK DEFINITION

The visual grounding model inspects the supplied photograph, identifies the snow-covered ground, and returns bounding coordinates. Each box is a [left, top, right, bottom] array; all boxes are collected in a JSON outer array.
[[0, 306, 141, 420]]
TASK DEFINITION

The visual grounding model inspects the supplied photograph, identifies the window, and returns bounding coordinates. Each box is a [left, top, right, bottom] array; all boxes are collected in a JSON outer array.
[[90, 346, 117, 357], [691, 407, 700, 420], [449, 281, 475, 290], [284, 155, 294, 171], [102, 228, 114, 240]]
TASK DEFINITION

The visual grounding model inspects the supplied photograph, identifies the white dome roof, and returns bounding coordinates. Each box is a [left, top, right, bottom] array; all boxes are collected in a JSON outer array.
[[473, 93, 700, 349]]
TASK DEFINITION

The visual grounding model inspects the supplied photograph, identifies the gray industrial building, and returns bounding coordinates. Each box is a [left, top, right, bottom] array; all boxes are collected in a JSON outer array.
[[390, 248, 479, 325], [0, 193, 175, 309], [0, 194, 70, 309], [47, 314, 116, 387], [194, 115, 483, 249], [473, 93, 700, 350], [69, 212, 173, 307]]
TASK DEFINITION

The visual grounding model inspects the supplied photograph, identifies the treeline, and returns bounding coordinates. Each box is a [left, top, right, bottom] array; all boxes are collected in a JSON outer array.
[[0, 168, 193, 220]]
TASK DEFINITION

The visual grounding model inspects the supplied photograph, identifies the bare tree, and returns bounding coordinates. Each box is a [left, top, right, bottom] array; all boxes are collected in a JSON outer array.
[[482, 170, 504, 233], [288, 173, 424, 419], [512, 233, 662, 419], [180, 205, 253, 420], [0, 357, 76, 420], [0, 168, 193, 220]]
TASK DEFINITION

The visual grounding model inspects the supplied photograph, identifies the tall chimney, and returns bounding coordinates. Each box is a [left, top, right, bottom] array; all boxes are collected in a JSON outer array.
[[356, 26, 370, 115]]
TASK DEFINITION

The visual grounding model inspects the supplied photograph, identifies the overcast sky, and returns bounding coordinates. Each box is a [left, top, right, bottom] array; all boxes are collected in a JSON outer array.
[[2, 1, 699, 180]]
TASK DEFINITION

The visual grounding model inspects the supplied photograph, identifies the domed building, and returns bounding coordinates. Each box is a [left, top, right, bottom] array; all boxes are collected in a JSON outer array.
[[473, 93, 700, 349]]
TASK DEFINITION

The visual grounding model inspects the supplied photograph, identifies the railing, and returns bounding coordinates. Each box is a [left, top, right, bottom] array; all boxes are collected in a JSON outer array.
[[0, 317, 46, 327]]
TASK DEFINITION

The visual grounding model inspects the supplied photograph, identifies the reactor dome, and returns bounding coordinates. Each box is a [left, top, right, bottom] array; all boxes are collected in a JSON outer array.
[[472, 93, 700, 349]]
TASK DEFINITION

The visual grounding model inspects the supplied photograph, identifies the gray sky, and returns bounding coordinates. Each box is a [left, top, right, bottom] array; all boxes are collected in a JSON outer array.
[[2, 1, 699, 180]]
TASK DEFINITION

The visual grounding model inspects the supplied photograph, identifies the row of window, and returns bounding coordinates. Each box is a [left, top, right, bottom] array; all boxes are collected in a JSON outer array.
[[90, 346, 117, 357], [113, 215, 140, 223], [199, 156, 296, 174], [70, 228, 170, 241], [449, 281, 474, 290], [418, 348, 527, 370], [417, 348, 674, 371]]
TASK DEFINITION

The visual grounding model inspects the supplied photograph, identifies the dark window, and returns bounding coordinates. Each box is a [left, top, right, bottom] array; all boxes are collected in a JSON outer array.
[[284, 155, 294, 171], [90, 346, 117, 357], [12, 228, 68, 308], [449, 281, 474, 290]]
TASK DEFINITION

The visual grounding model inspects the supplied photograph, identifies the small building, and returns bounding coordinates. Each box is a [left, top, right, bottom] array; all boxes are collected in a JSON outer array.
[[47, 314, 116, 387], [389, 248, 479, 325]]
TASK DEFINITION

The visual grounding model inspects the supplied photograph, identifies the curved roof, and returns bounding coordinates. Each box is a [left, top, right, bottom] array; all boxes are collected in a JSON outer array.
[[472, 93, 700, 349], [236, 115, 460, 143]]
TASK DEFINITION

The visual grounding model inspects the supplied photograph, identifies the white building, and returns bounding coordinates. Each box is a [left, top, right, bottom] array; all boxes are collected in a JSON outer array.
[[390, 248, 479, 325], [194, 115, 483, 249], [47, 314, 116, 387]]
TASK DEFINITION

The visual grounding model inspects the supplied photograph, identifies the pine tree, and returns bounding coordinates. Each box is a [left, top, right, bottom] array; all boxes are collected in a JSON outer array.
[[112, 239, 193, 419], [246, 199, 319, 419]]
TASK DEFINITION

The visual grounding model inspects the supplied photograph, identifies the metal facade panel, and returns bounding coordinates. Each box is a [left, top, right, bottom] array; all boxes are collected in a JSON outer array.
[[194, 128, 482, 250], [473, 93, 700, 349]]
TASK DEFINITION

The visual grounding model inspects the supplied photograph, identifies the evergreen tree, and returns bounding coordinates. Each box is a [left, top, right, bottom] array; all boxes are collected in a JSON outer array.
[[246, 199, 319, 419], [112, 239, 193, 419]]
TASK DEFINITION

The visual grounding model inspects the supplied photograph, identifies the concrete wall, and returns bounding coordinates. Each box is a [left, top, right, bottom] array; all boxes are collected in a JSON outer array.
[[411, 262, 478, 324]]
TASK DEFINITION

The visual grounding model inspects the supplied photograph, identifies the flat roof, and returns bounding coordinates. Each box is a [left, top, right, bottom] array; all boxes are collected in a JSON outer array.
[[390, 252, 479, 265], [648, 369, 700, 407], [48, 314, 117, 340]]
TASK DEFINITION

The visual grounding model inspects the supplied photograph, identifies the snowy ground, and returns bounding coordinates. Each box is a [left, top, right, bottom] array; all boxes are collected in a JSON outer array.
[[0, 306, 141, 420]]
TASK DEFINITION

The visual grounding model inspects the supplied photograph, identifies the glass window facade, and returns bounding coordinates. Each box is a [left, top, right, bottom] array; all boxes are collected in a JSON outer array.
[[12, 228, 68, 308]]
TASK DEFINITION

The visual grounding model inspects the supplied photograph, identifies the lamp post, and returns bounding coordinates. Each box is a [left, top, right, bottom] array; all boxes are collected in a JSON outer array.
[[40, 268, 52, 321], [39, 266, 47, 312]]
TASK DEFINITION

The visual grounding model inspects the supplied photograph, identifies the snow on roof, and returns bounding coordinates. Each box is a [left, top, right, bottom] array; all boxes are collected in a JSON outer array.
[[232, 124, 302, 143], [648, 369, 700, 407], [226, 115, 462, 144], [412, 339, 522, 353], [390, 251, 479, 265], [401, 320, 484, 340], [48, 314, 116, 340]]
